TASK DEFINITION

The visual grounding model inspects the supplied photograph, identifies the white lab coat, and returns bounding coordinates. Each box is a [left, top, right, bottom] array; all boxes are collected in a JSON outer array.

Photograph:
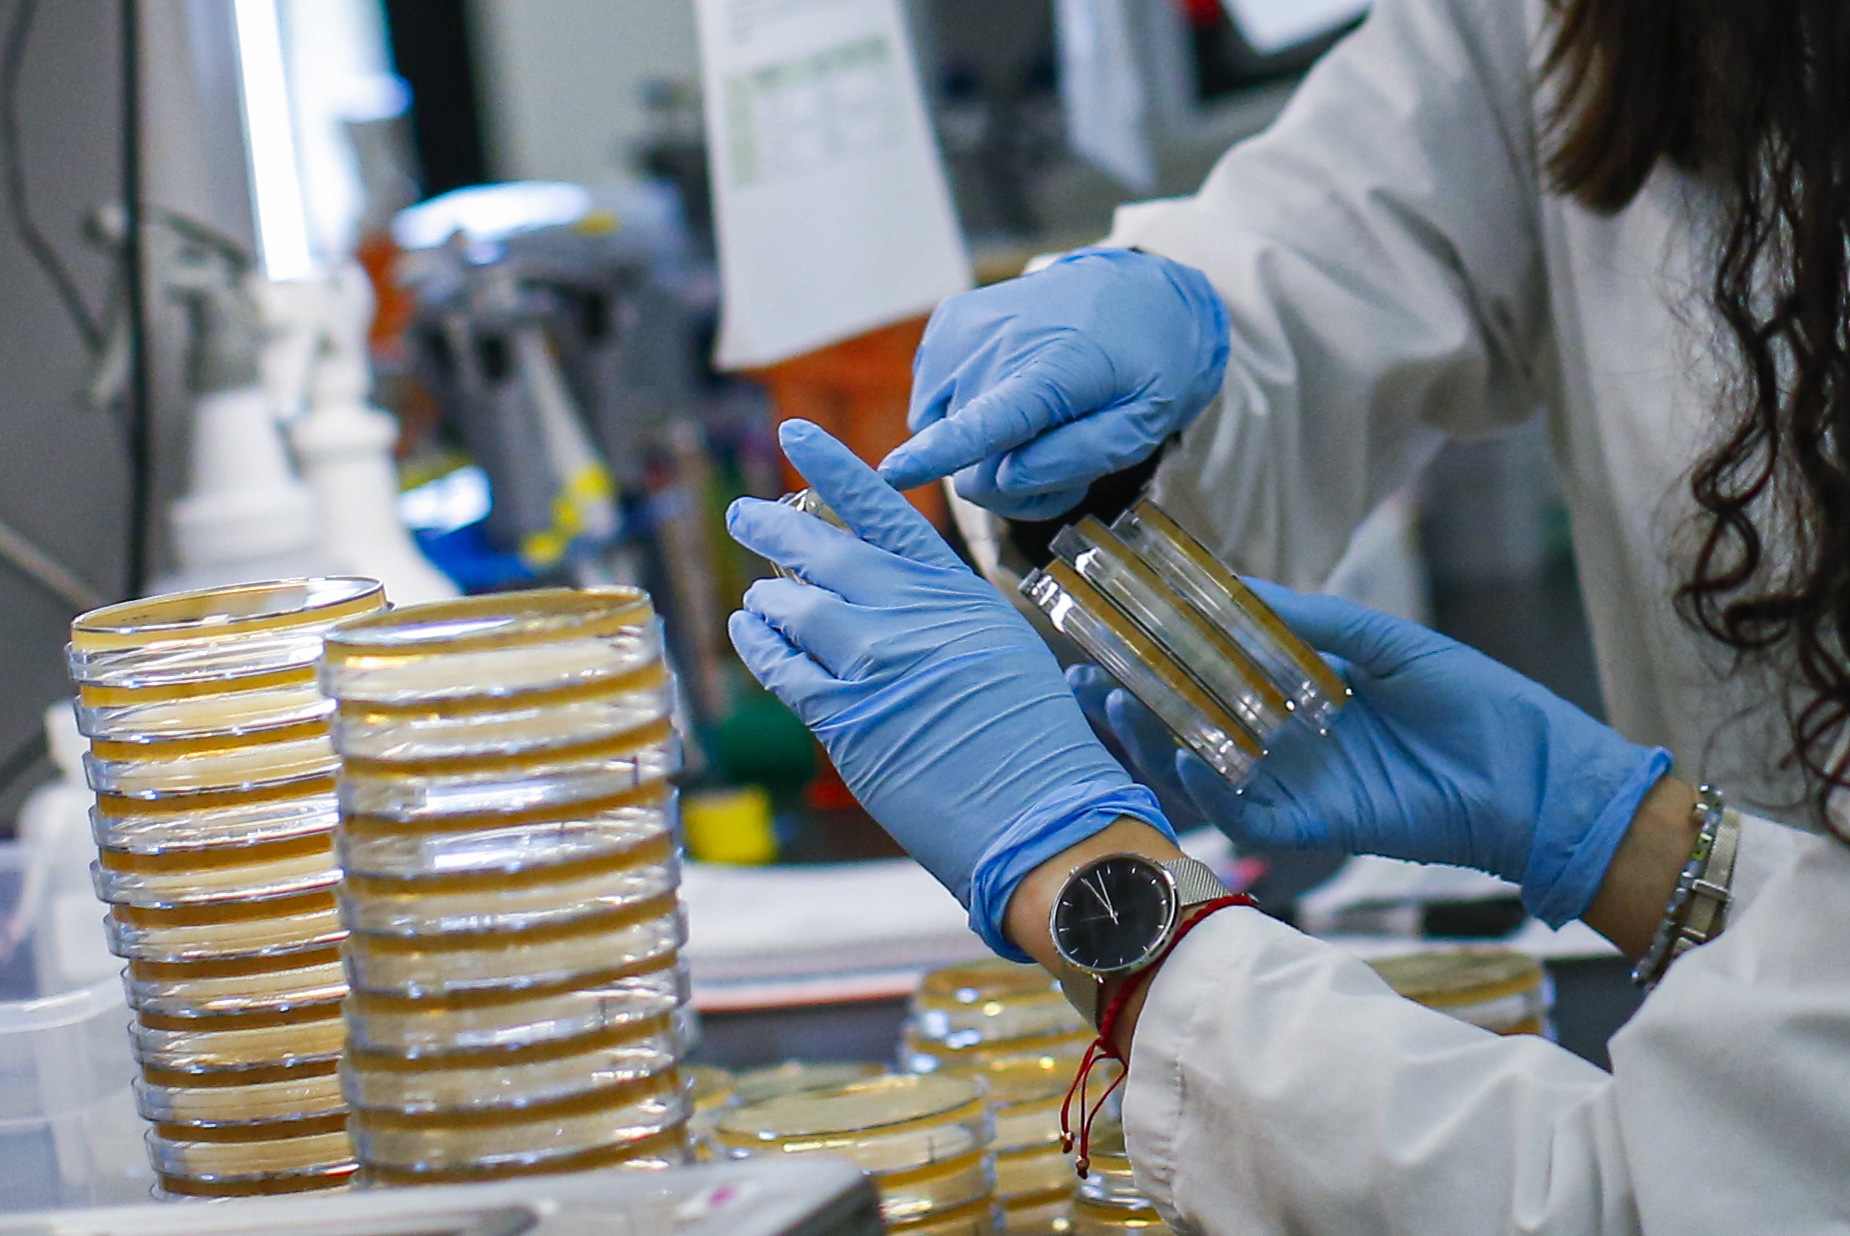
[[1105, 0, 1800, 818], [1121, 813, 1848, 1233]]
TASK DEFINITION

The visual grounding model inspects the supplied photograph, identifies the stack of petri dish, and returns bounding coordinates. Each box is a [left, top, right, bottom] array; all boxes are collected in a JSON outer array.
[[319, 588, 691, 1186], [67, 577, 389, 1199], [1071, 1122, 1171, 1235], [712, 1073, 999, 1235], [902, 958, 1089, 1076], [904, 958, 1098, 1235], [1021, 500, 1350, 790], [1367, 948, 1553, 1037]]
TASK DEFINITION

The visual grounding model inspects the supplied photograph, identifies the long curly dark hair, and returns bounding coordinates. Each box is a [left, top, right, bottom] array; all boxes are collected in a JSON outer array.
[[1546, 0, 1850, 822]]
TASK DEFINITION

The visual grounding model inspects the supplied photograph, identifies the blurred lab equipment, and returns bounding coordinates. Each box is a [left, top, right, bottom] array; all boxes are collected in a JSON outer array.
[[395, 179, 758, 736], [96, 211, 324, 595], [262, 265, 457, 603], [397, 183, 693, 570]]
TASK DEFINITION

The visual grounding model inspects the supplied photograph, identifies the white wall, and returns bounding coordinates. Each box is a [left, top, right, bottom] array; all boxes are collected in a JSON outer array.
[[470, 0, 699, 185]]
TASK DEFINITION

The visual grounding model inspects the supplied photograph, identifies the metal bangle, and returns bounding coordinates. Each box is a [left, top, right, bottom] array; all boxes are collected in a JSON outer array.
[[1631, 784, 1728, 990]]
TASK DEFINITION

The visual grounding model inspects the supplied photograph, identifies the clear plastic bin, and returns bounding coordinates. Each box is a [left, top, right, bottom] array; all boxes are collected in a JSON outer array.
[[0, 845, 150, 1212]]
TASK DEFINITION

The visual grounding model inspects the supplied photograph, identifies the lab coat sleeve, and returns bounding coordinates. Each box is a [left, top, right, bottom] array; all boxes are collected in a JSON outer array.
[[1123, 827, 1850, 1234], [1104, 0, 1550, 587], [1122, 907, 1639, 1236]]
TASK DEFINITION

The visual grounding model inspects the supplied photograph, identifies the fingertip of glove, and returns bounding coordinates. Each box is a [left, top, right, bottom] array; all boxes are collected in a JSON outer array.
[[777, 418, 820, 446]]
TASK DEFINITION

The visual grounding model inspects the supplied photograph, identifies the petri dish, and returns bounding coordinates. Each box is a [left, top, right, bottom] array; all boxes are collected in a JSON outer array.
[[903, 1024, 1095, 1077], [337, 841, 678, 938], [330, 675, 671, 765], [336, 789, 673, 881], [1069, 1197, 1170, 1234], [714, 1073, 995, 1225], [1366, 949, 1551, 1035], [125, 946, 348, 1018], [157, 1160, 357, 1198], [341, 897, 686, 997], [909, 958, 1084, 1049], [105, 890, 346, 964], [319, 588, 657, 706], [769, 490, 852, 583], [1021, 563, 1263, 785], [348, 1069, 688, 1172], [135, 1058, 346, 1125], [69, 578, 386, 690], [146, 1122, 354, 1181], [342, 1013, 685, 1115], [132, 1005, 347, 1072], [963, 1056, 1074, 1155], [686, 1065, 737, 1154], [344, 954, 687, 1055], [1052, 519, 1292, 746], [76, 681, 333, 744], [1110, 501, 1349, 734], [890, 1196, 1004, 1236], [335, 727, 679, 822], [1075, 1122, 1163, 1231], [70, 577, 385, 655], [93, 786, 340, 855], [357, 1125, 691, 1187], [734, 1060, 887, 1107], [995, 1145, 1073, 1202], [82, 728, 337, 800], [94, 834, 339, 909], [1000, 1188, 1073, 1236]]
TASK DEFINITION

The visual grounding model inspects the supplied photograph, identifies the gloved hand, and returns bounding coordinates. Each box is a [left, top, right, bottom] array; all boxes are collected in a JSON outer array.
[[877, 248, 1230, 521], [1069, 663, 1211, 835], [1072, 581, 1671, 928], [726, 420, 1173, 957]]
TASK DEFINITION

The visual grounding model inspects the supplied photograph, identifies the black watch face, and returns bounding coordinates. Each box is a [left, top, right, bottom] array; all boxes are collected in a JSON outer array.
[[1052, 855, 1176, 974]]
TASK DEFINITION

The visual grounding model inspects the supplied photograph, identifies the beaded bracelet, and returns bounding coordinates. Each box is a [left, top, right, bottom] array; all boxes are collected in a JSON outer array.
[[1631, 784, 1739, 990]]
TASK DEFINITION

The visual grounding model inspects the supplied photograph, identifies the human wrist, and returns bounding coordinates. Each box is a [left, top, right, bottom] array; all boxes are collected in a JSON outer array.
[[1520, 745, 1672, 928], [970, 785, 1174, 961], [1582, 775, 1700, 959], [999, 817, 1185, 975]]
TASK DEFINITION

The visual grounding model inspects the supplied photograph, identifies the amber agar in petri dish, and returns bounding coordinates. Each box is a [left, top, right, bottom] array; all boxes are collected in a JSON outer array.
[[1110, 501, 1348, 733], [1052, 518, 1293, 745], [1367, 948, 1551, 1035], [1021, 562, 1263, 784]]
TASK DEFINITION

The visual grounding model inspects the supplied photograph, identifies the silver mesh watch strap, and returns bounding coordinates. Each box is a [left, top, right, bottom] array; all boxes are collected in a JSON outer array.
[[1164, 856, 1227, 908], [1058, 857, 1226, 1029]]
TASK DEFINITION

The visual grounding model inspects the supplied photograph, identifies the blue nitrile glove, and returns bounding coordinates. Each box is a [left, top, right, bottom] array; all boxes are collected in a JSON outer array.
[[1075, 581, 1671, 928], [726, 420, 1174, 958], [1069, 663, 1211, 835], [878, 248, 1230, 521]]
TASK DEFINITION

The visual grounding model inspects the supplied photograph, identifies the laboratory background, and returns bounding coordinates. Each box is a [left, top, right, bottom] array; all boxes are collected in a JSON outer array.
[[0, 0, 1692, 1231]]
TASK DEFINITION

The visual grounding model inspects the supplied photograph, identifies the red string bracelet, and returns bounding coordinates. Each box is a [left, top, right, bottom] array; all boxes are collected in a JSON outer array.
[[1059, 893, 1255, 1177]]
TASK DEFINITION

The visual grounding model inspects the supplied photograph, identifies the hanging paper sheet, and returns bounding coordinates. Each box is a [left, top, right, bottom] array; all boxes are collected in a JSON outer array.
[[696, 0, 972, 370]]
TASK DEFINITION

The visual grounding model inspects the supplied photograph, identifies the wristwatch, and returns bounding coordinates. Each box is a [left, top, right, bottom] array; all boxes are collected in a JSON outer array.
[[1049, 853, 1227, 1028]]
